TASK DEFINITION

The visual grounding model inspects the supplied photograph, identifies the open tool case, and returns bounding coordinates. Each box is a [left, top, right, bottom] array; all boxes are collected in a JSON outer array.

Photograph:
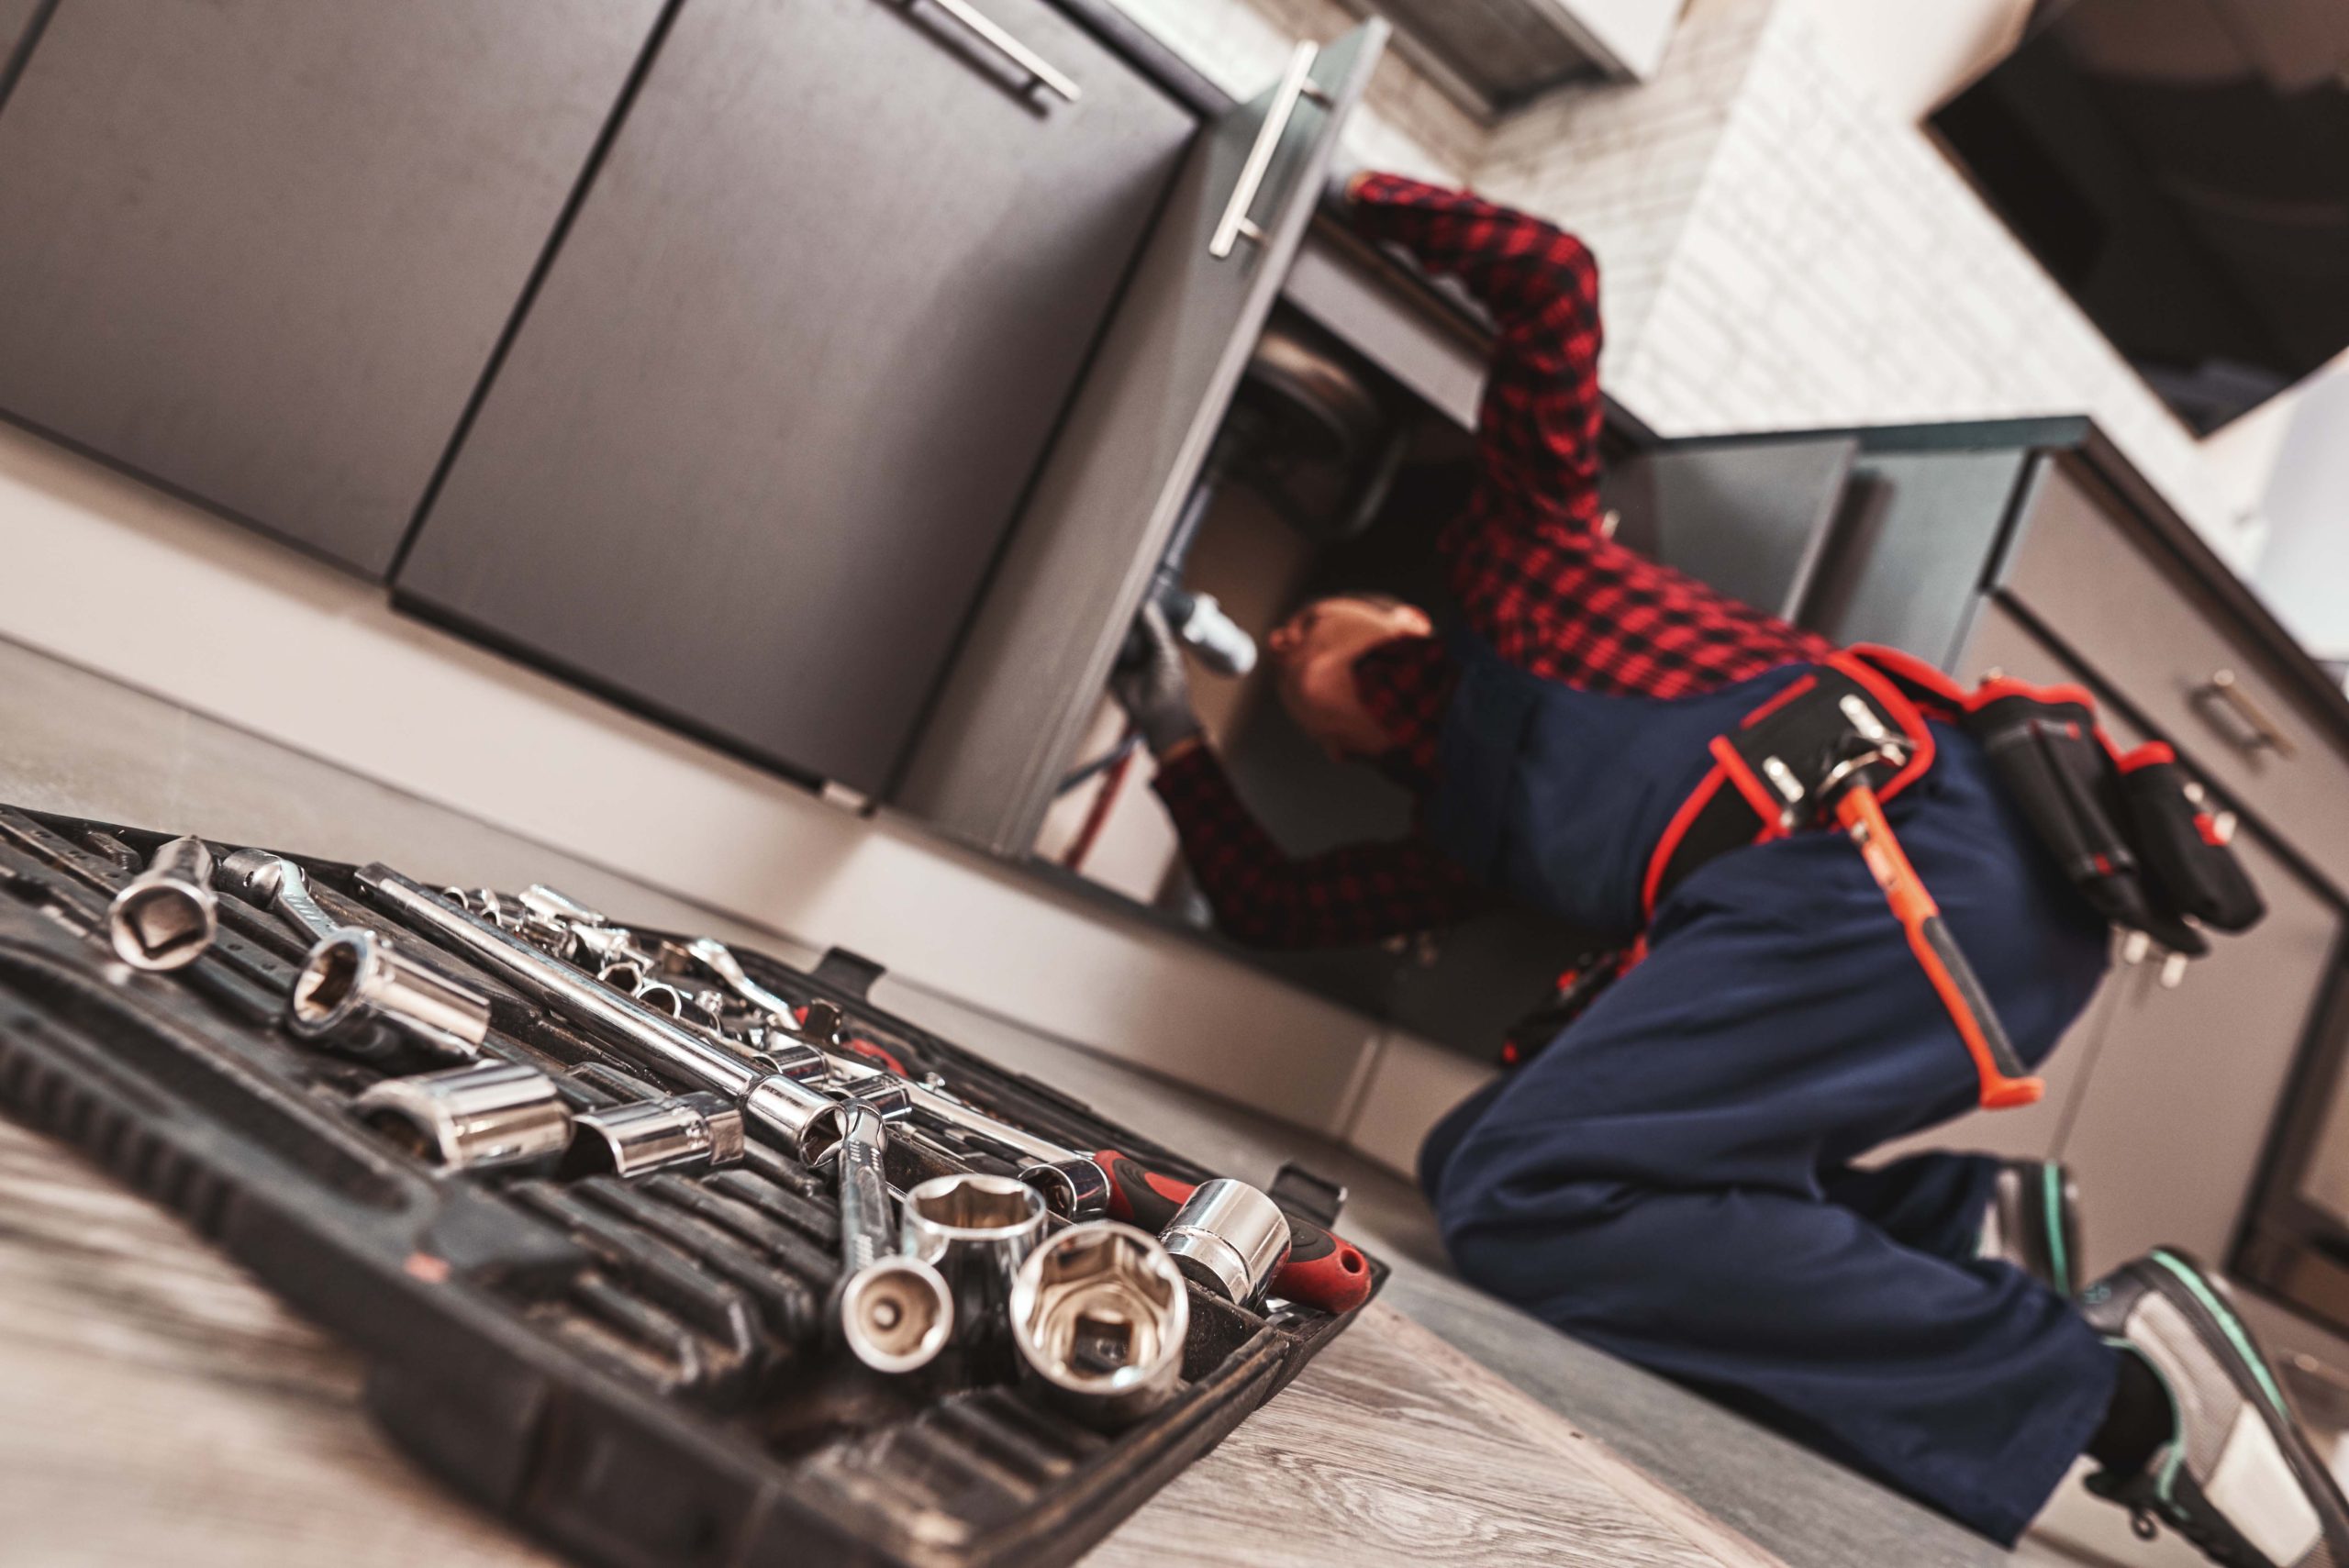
[[0, 805, 1385, 1568]]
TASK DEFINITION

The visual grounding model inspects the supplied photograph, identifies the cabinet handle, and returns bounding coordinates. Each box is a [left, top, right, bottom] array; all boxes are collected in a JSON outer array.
[[909, 0, 1081, 103], [1210, 41, 1330, 260], [2199, 668, 2298, 760]]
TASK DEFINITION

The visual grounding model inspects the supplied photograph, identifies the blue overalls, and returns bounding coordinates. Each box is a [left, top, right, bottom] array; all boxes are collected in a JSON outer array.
[[1417, 633, 2115, 1544]]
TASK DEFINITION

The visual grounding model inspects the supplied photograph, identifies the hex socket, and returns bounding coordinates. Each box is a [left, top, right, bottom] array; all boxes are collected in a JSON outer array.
[[106, 836, 218, 972], [353, 1061, 572, 1171], [288, 928, 491, 1054], [567, 1092, 745, 1178], [901, 1173, 1047, 1349], [839, 1258, 955, 1375], [1010, 1221, 1189, 1429], [1160, 1178, 1293, 1307]]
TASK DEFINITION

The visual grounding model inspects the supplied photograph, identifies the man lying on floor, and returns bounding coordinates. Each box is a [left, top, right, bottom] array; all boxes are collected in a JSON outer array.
[[1112, 172, 2347, 1566]]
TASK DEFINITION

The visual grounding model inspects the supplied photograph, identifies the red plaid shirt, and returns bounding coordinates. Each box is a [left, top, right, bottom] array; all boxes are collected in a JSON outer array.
[[1154, 176, 1833, 950]]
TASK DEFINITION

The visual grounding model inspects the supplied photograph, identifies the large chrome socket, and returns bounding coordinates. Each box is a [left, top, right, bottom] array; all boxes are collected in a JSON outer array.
[[1160, 1178, 1293, 1307], [354, 1061, 572, 1171], [567, 1092, 745, 1177], [901, 1173, 1047, 1358], [288, 928, 492, 1057], [106, 836, 218, 972], [1010, 1221, 1189, 1429]]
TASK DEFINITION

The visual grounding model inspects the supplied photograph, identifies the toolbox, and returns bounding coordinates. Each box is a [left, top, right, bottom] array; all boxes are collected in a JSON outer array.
[[0, 804, 1383, 1568]]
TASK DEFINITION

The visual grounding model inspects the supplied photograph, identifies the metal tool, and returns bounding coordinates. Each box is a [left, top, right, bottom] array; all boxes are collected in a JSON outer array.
[[1010, 1221, 1188, 1429], [830, 1100, 952, 1374], [106, 836, 218, 972], [684, 935, 1109, 1212], [214, 849, 340, 941], [287, 927, 492, 1056], [353, 1061, 572, 1171], [567, 1091, 746, 1178], [1097, 1149, 1373, 1314], [1160, 1178, 1292, 1307], [902, 1173, 1047, 1357], [357, 867, 838, 1157]]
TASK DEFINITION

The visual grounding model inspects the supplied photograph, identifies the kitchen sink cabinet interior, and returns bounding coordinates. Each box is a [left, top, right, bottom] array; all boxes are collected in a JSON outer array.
[[397, 0, 1206, 797], [0, 0, 664, 574]]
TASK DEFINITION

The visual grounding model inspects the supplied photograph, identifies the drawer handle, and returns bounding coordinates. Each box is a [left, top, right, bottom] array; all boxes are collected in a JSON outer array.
[[908, 0, 1082, 103], [1210, 41, 1330, 261], [2200, 668, 2299, 760]]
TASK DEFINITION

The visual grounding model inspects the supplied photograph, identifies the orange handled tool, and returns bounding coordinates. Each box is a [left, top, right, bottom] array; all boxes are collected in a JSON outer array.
[[1095, 1150, 1375, 1314], [1832, 784, 2044, 1111]]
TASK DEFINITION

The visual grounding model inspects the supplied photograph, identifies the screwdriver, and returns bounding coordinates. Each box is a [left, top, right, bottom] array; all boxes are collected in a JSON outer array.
[[1095, 1149, 1374, 1314]]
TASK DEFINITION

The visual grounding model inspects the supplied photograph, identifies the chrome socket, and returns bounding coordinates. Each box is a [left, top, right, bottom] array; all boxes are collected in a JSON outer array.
[[1010, 1221, 1189, 1429], [106, 836, 218, 972], [1019, 1155, 1111, 1220], [799, 1083, 914, 1166], [288, 927, 492, 1057], [902, 1173, 1047, 1352], [354, 1061, 572, 1171], [1160, 1178, 1292, 1307], [840, 1259, 954, 1375], [568, 1091, 745, 1177]]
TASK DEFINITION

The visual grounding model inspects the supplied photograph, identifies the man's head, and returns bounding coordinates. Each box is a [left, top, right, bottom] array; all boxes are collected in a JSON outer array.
[[1264, 593, 1434, 759]]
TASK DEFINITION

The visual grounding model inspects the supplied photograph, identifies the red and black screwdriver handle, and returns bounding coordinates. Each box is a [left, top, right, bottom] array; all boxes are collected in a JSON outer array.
[[1095, 1150, 1375, 1314]]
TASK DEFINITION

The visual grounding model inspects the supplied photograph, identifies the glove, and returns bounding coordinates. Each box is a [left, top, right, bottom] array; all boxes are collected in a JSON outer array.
[[1111, 601, 1202, 755]]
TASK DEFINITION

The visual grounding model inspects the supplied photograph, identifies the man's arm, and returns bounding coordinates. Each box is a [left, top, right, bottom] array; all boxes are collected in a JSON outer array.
[[1344, 173, 1604, 529], [1152, 743, 1480, 950]]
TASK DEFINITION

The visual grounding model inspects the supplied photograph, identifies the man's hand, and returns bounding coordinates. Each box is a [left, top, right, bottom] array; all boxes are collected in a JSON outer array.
[[1111, 601, 1203, 756]]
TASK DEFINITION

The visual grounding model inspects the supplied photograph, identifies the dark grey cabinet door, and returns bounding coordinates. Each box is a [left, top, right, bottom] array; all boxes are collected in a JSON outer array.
[[896, 24, 1390, 851], [396, 0, 1197, 795], [0, 0, 662, 573]]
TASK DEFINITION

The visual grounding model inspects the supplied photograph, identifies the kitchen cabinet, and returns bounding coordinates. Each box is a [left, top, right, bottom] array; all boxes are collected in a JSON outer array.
[[896, 24, 1389, 843], [0, 0, 662, 573], [398, 0, 1200, 798]]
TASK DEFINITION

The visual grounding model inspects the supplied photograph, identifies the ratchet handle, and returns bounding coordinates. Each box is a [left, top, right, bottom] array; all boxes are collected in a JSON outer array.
[[1096, 1149, 1374, 1314]]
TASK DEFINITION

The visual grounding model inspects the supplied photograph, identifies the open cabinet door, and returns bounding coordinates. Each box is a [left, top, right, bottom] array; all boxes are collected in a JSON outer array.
[[894, 22, 1389, 855]]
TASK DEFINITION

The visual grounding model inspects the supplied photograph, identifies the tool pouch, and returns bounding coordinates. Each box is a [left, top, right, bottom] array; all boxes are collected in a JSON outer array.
[[1960, 688, 2260, 953], [2113, 747, 2266, 933]]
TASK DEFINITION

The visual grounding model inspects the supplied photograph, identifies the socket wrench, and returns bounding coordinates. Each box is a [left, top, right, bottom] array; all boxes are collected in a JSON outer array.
[[567, 1091, 746, 1178], [684, 936, 1108, 1215], [1160, 1178, 1292, 1307], [1009, 1221, 1188, 1429], [354, 1061, 572, 1171], [288, 927, 491, 1057], [358, 867, 839, 1157], [831, 1100, 952, 1374], [106, 836, 217, 972]]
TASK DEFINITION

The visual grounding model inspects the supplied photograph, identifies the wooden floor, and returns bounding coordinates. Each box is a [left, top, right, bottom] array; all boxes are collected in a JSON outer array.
[[0, 1114, 1775, 1568]]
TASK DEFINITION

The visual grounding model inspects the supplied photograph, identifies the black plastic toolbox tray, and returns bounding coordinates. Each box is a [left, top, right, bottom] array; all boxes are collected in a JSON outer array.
[[0, 806, 1383, 1568]]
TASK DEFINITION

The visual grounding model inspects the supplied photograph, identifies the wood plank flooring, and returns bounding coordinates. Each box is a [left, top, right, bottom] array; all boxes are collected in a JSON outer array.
[[0, 1114, 1764, 1567]]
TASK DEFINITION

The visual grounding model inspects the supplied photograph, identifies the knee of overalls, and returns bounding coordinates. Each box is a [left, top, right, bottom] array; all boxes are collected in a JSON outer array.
[[1431, 1129, 1638, 1325]]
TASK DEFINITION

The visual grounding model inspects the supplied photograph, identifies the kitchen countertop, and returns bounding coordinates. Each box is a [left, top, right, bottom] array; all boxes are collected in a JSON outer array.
[[0, 633, 2103, 1568]]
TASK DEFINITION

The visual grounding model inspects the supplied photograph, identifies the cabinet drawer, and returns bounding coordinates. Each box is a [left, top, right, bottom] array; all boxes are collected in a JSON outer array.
[[1998, 458, 2349, 891]]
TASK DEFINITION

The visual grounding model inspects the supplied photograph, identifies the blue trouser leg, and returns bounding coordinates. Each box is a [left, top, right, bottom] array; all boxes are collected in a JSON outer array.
[[1428, 729, 2114, 1544], [1821, 1152, 2001, 1265]]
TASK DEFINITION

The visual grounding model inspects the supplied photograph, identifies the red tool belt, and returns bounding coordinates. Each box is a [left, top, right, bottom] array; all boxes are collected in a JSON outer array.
[[1499, 649, 2266, 1109]]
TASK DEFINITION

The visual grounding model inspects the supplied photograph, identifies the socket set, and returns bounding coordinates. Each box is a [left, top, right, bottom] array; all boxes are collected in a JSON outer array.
[[0, 805, 1383, 1568]]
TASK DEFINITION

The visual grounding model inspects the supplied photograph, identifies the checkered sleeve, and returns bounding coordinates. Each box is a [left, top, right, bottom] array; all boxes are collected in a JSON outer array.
[[1348, 173, 1603, 527], [1347, 174, 1837, 699], [1151, 746, 1480, 950]]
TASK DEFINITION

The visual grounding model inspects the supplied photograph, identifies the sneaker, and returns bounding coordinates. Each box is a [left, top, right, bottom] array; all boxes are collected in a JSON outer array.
[[1979, 1158, 2081, 1296], [2078, 1249, 2349, 1567]]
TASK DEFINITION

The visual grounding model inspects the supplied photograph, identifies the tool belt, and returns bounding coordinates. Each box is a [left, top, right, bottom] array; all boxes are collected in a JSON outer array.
[[1500, 647, 2266, 1087]]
